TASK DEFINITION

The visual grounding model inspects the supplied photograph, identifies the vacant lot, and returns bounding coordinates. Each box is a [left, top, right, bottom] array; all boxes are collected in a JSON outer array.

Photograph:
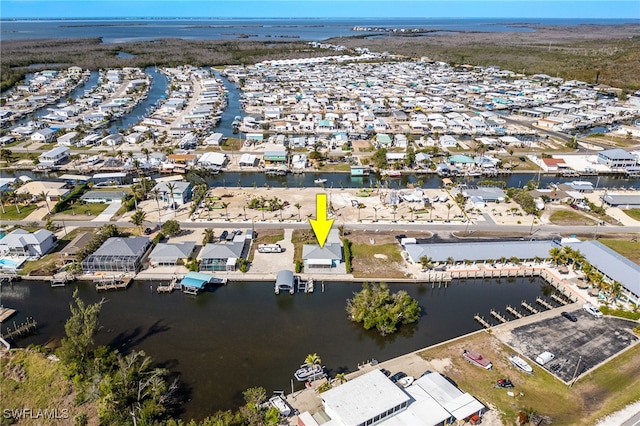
[[549, 209, 596, 226], [598, 238, 640, 265], [418, 326, 640, 425]]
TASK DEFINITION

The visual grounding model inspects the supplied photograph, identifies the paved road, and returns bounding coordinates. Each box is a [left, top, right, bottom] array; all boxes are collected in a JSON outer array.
[[622, 410, 640, 426], [3, 218, 639, 235]]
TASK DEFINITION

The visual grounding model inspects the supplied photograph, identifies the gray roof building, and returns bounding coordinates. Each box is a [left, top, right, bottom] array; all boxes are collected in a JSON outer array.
[[404, 240, 558, 264], [149, 241, 196, 265], [566, 240, 640, 302], [460, 187, 506, 202], [601, 193, 640, 208], [82, 236, 151, 272], [199, 241, 246, 272]]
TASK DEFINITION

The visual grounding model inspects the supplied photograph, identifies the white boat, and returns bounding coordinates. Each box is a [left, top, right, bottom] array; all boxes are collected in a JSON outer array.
[[463, 349, 493, 370], [268, 395, 291, 416], [509, 355, 533, 373], [397, 376, 414, 388], [294, 364, 325, 381], [314, 178, 327, 184]]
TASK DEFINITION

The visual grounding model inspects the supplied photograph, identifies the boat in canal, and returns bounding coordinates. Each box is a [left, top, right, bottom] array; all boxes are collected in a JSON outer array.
[[268, 394, 291, 416], [509, 354, 533, 374], [294, 364, 325, 381], [463, 349, 493, 370], [314, 178, 327, 184]]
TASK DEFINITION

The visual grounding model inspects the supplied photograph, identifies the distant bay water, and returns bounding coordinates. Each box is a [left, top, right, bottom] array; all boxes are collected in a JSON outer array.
[[1, 18, 638, 43]]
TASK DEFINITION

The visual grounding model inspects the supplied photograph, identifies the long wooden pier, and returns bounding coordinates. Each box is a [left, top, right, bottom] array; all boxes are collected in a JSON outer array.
[[1, 317, 38, 341]]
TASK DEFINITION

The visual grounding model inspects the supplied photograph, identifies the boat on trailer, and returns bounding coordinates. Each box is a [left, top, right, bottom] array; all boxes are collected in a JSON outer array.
[[509, 354, 533, 374], [463, 349, 493, 370]]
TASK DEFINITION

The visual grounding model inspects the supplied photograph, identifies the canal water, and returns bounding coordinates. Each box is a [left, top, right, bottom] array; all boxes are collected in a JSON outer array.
[[107, 66, 168, 133], [3, 277, 555, 420]]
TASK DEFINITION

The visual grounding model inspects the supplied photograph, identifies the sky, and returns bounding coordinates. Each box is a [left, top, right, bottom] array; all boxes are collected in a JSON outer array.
[[1, 0, 639, 19]]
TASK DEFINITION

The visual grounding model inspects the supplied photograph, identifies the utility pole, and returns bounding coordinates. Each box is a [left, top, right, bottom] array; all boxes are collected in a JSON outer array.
[[570, 355, 582, 387]]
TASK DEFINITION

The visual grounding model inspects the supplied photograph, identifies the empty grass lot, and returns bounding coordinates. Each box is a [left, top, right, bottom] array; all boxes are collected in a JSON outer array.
[[351, 242, 405, 279], [597, 239, 640, 265], [418, 331, 640, 425], [623, 208, 640, 222], [549, 210, 596, 226]]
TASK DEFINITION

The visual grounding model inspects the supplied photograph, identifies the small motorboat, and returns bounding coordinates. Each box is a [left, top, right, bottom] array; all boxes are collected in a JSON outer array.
[[509, 355, 533, 374], [294, 364, 325, 381], [397, 376, 414, 388], [268, 394, 291, 416], [463, 349, 493, 370], [314, 178, 327, 184], [496, 378, 514, 389]]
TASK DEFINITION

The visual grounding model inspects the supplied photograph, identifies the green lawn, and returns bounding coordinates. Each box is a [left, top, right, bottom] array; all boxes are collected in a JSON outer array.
[[598, 239, 640, 265], [549, 210, 596, 225], [0, 350, 96, 422], [351, 242, 405, 279], [623, 208, 640, 222], [0, 204, 39, 220], [53, 202, 108, 217]]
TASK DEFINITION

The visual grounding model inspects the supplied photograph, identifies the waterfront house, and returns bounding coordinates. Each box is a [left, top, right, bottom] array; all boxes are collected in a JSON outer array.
[[312, 369, 485, 426], [199, 239, 246, 272], [263, 150, 288, 165], [92, 172, 129, 185], [58, 232, 94, 265], [31, 128, 56, 143], [302, 243, 343, 270], [81, 190, 126, 204], [239, 153, 259, 167], [38, 146, 70, 167], [597, 149, 638, 170], [601, 193, 640, 208], [100, 133, 124, 147], [82, 236, 151, 273], [15, 180, 70, 201], [0, 229, 55, 258], [152, 181, 193, 206], [198, 152, 227, 169], [149, 241, 196, 267], [57, 131, 78, 147]]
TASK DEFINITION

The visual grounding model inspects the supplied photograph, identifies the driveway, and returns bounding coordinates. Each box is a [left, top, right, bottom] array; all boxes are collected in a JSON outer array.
[[92, 202, 121, 222], [250, 228, 295, 274]]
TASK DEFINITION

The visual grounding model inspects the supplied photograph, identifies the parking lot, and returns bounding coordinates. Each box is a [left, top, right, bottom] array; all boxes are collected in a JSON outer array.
[[501, 310, 639, 383]]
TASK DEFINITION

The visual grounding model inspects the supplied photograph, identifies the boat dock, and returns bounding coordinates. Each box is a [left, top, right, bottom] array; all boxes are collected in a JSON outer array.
[[0, 307, 17, 323], [473, 314, 491, 328], [536, 297, 554, 310], [157, 276, 180, 293], [51, 272, 75, 287], [521, 301, 539, 314], [0, 317, 38, 341], [94, 275, 132, 291], [490, 309, 508, 324], [506, 305, 524, 319]]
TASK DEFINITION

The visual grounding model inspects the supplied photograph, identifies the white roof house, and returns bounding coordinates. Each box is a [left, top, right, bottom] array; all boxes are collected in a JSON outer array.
[[321, 369, 411, 426], [0, 229, 56, 258], [198, 152, 227, 168]]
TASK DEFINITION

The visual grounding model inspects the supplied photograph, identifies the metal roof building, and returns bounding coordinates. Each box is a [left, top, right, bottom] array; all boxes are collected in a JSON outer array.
[[82, 236, 151, 273], [404, 240, 559, 264], [601, 193, 640, 208], [566, 240, 640, 304]]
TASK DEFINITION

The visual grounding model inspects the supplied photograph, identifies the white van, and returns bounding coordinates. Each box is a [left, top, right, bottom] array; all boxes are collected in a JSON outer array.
[[258, 244, 284, 253]]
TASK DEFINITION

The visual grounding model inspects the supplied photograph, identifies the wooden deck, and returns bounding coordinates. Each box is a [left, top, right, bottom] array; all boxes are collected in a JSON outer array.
[[0, 307, 17, 323]]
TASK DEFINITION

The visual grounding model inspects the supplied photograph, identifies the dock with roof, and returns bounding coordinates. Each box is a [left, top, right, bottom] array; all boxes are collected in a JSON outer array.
[[179, 271, 227, 295]]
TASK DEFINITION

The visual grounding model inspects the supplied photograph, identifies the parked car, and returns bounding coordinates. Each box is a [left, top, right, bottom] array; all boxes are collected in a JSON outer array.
[[583, 303, 603, 318], [561, 311, 578, 322], [379, 368, 391, 377], [390, 372, 407, 383], [219, 230, 229, 241]]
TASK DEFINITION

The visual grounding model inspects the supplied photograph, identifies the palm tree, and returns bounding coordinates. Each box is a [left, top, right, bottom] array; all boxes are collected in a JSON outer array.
[[130, 209, 147, 232], [334, 373, 347, 384], [0, 192, 7, 215], [203, 229, 215, 245], [166, 182, 176, 217], [446, 256, 454, 266], [0, 148, 14, 165], [549, 247, 563, 266], [357, 203, 365, 222], [39, 191, 51, 215], [294, 203, 302, 222], [12, 192, 21, 214], [392, 204, 398, 222], [373, 206, 379, 222], [304, 353, 321, 367], [607, 281, 622, 304], [221, 202, 230, 221], [150, 188, 161, 222], [409, 207, 415, 222], [445, 203, 453, 222], [419, 255, 432, 271]]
